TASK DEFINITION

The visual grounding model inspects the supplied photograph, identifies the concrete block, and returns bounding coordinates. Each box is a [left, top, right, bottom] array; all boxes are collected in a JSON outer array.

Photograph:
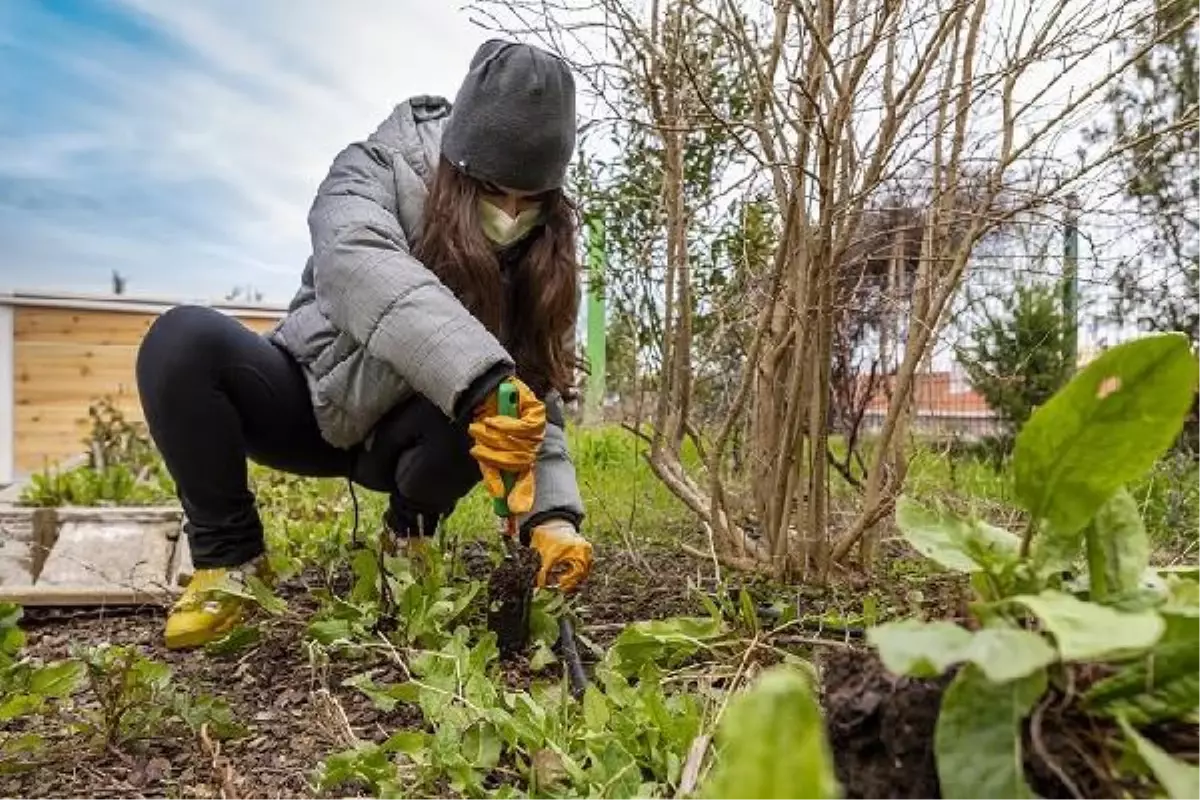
[[0, 506, 57, 587], [36, 506, 183, 594]]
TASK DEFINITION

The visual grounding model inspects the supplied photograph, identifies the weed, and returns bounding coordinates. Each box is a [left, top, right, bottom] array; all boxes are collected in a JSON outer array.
[[866, 333, 1200, 799], [1, 607, 242, 770]]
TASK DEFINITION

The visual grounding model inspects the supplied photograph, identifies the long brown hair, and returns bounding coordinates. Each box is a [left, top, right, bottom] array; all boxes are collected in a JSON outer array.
[[414, 156, 581, 400]]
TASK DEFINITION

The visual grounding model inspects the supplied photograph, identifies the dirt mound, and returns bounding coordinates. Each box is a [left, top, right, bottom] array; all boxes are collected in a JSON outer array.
[[821, 649, 1199, 800], [822, 648, 949, 799]]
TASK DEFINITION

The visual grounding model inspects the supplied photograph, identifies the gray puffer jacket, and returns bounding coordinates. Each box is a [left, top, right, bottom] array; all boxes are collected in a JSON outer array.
[[269, 95, 584, 531]]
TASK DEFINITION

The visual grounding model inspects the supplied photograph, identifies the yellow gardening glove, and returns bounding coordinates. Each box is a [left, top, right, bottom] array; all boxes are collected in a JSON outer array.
[[530, 520, 593, 593], [469, 377, 546, 515]]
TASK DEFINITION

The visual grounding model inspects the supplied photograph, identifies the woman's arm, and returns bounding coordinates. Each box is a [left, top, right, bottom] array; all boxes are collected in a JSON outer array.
[[518, 391, 586, 536], [306, 135, 513, 420]]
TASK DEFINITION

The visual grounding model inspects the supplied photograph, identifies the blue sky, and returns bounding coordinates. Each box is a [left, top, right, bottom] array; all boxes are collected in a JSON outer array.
[[0, 0, 492, 303]]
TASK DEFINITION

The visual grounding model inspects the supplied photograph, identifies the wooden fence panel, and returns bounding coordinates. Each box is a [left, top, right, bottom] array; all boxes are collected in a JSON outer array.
[[11, 306, 281, 474]]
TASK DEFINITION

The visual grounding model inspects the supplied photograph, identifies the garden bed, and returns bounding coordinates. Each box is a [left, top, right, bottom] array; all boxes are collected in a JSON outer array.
[[1, 541, 965, 799]]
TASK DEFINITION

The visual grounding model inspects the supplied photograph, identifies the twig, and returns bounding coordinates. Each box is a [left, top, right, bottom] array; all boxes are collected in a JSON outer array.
[[771, 634, 857, 649], [680, 543, 777, 576], [311, 687, 361, 750], [1029, 695, 1083, 800], [677, 734, 712, 797], [199, 722, 240, 800]]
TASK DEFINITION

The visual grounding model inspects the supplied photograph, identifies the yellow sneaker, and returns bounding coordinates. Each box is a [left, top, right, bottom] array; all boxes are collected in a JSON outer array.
[[164, 556, 271, 650]]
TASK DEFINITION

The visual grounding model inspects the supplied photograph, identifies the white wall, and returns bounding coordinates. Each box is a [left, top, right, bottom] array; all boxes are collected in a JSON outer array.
[[0, 302, 13, 486]]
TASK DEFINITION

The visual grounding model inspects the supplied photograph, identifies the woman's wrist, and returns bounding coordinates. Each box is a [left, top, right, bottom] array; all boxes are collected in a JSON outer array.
[[455, 362, 513, 421]]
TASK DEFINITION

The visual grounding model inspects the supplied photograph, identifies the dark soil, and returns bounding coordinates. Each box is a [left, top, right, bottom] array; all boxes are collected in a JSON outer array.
[[822, 647, 949, 799], [487, 544, 540, 656], [821, 649, 1199, 800]]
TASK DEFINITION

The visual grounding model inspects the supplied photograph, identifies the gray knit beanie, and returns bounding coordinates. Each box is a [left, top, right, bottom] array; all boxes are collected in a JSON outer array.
[[441, 39, 577, 194]]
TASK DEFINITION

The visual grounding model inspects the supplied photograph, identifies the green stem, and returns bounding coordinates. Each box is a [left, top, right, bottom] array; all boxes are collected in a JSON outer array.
[[1084, 523, 1108, 602], [1018, 518, 1038, 560]]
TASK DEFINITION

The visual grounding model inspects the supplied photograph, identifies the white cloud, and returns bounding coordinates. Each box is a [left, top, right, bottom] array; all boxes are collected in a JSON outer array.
[[3, 0, 499, 301]]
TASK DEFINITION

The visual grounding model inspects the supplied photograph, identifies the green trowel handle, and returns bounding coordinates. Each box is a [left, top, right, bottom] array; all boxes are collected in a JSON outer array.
[[492, 380, 520, 518]]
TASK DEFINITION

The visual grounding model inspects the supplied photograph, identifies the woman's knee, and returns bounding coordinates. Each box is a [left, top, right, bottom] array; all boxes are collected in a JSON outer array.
[[136, 305, 231, 393]]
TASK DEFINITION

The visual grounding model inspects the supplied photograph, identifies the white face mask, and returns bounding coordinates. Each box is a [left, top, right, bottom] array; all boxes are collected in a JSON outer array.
[[479, 199, 543, 248]]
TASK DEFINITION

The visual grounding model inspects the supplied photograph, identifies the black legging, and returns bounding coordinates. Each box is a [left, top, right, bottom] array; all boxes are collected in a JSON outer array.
[[135, 305, 481, 568]]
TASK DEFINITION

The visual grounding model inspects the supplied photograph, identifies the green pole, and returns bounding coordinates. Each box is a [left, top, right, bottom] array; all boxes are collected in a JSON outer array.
[[1062, 194, 1080, 370], [585, 212, 607, 423], [491, 380, 519, 521]]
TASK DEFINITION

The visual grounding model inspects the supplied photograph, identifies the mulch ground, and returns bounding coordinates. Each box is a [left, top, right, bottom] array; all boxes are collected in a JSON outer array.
[[0, 542, 969, 796]]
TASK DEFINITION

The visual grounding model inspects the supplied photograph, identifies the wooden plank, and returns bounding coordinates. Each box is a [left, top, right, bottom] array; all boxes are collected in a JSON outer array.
[[17, 434, 90, 475], [0, 584, 171, 606], [14, 307, 156, 346], [16, 400, 144, 429], [14, 404, 146, 472], [14, 306, 280, 345], [1, 303, 13, 486], [14, 342, 140, 401]]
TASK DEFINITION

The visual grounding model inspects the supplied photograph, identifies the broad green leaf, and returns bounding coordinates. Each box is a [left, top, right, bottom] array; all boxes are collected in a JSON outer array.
[[248, 576, 288, 615], [176, 694, 247, 740], [959, 628, 1058, 684], [869, 620, 1056, 683], [935, 664, 1047, 799], [204, 625, 262, 656], [0, 602, 22, 629], [0, 694, 41, 721], [1012, 333, 1199, 537], [529, 641, 557, 671], [1084, 613, 1199, 724], [894, 496, 1019, 574], [0, 602, 25, 666], [1161, 577, 1200, 617], [1009, 590, 1164, 661], [306, 619, 355, 645], [699, 664, 839, 799], [461, 722, 502, 770], [604, 616, 725, 676], [381, 730, 428, 754], [1156, 565, 1200, 584], [1030, 519, 1085, 578], [1119, 717, 1200, 799], [0, 732, 43, 757], [582, 684, 611, 731], [315, 745, 398, 794], [343, 673, 419, 711], [868, 620, 973, 677], [28, 660, 84, 698], [1086, 487, 1151, 601]]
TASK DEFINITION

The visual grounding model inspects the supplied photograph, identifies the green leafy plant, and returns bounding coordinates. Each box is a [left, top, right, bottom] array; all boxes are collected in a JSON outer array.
[[867, 333, 1200, 799], [76, 643, 245, 747], [0, 605, 86, 743], [698, 664, 839, 799], [18, 463, 176, 508], [1, 607, 240, 768], [18, 397, 176, 507], [83, 397, 160, 474]]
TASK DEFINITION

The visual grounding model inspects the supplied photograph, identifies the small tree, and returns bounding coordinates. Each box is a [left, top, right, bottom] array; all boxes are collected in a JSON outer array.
[[957, 282, 1073, 451]]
